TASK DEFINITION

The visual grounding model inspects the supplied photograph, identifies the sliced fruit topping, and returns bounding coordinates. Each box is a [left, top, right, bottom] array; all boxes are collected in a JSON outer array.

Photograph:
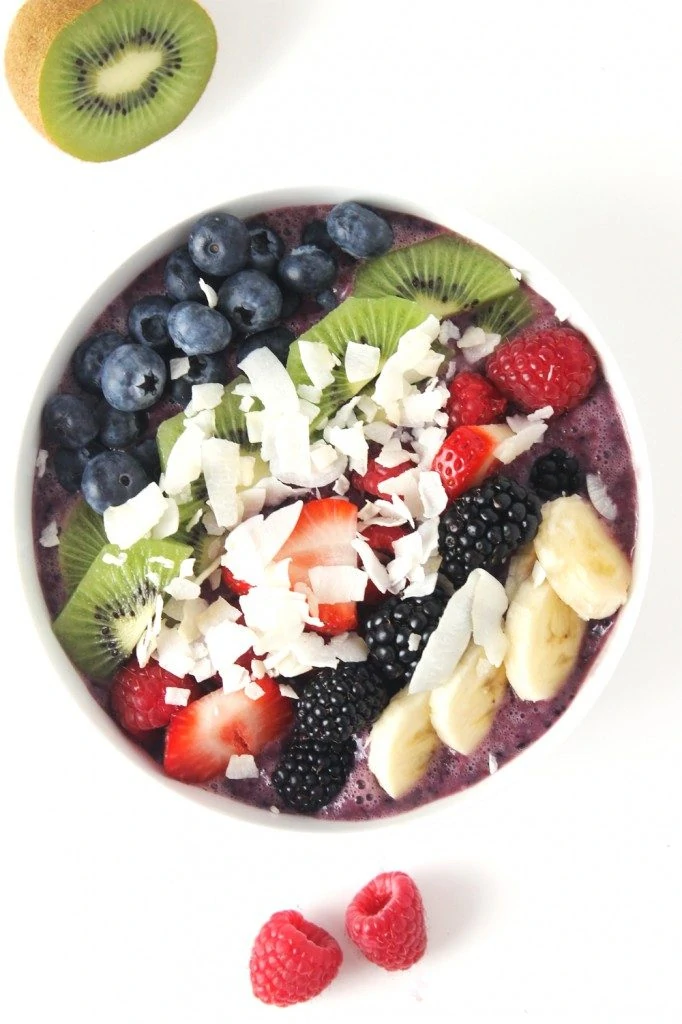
[[438, 475, 542, 589], [250, 909, 343, 1007], [367, 689, 438, 800], [473, 289, 534, 338], [308, 601, 358, 637], [111, 660, 201, 734], [533, 495, 631, 620], [272, 736, 356, 813], [294, 663, 388, 744], [505, 577, 585, 701], [345, 872, 427, 971], [432, 423, 512, 502], [286, 296, 428, 425], [53, 539, 192, 682], [429, 643, 507, 753], [351, 457, 414, 497], [446, 372, 508, 429], [275, 497, 358, 587], [164, 677, 293, 783], [486, 326, 598, 413], [6, 0, 218, 162], [353, 234, 519, 318], [529, 448, 583, 501], [59, 499, 108, 595]]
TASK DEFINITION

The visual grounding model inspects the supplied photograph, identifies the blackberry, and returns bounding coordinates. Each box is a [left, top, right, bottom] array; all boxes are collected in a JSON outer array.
[[439, 475, 542, 588], [530, 448, 583, 501], [272, 737, 355, 813], [362, 587, 450, 694], [295, 664, 389, 743]]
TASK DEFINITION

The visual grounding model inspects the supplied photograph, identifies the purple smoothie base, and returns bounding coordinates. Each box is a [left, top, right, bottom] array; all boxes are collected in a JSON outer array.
[[32, 204, 638, 822]]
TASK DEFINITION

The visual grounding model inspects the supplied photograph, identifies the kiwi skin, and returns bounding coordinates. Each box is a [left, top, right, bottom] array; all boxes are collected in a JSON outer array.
[[4, 0, 98, 142]]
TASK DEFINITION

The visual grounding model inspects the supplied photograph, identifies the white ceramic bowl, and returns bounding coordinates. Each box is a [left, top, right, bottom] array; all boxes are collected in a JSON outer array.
[[16, 187, 653, 832]]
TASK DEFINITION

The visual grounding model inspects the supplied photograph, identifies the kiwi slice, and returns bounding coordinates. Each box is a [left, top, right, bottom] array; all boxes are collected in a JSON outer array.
[[213, 376, 260, 451], [287, 296, 428, 426], [58, 500, 107, 596], [474, 290, 534, 338], [53, 538, 191, 682], [5, 0, 217, 162], [353, 235, 519, 318]]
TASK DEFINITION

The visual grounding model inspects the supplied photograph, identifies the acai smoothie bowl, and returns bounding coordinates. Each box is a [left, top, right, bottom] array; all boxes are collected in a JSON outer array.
[[18, 188, 652, 829]]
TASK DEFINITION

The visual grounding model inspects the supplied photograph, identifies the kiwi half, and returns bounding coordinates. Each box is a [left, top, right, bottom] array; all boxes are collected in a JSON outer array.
[[5, 0, 217, 162], [53, 538, 191, 682], [353, 235, 519, 318], [287, 296, 429, 426], [59, 499, 108, 596], [473, 290, 534, 338]]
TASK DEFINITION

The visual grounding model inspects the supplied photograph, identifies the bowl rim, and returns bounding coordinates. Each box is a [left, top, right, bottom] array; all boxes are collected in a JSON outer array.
[[15, 186, 654, 834]]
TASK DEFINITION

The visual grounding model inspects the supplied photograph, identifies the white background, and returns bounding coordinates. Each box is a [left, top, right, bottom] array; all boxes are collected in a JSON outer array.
[[1, 1, 681, 1021]]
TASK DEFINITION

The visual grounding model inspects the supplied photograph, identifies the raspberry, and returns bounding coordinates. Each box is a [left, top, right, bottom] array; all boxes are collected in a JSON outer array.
[[447, 371, 507, 428], [249, 909, 342, 1007], [486, 327, 597, 413], [110, 661, 200, 734], [345, 871, 427, 971]]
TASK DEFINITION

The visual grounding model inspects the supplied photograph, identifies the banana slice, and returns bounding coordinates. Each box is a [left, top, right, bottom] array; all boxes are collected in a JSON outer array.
[[505, 577, 586, 701], [534, 495, 632, 620], [367, 689, 439, 799], [429, 643, 507, 754], [504, 543, 537, 602]]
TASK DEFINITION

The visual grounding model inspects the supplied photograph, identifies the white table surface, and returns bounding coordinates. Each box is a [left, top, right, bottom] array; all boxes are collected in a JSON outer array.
[[2, 1, 681, 1021]]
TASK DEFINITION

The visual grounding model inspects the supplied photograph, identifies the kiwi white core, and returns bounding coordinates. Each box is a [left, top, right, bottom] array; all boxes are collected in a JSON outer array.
[[97, 49, 163, 97]]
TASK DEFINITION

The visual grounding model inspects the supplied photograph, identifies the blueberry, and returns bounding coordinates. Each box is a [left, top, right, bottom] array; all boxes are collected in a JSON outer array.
[[42, 394, 99, 449], [278, 245, 336, 295], [316, 288, 338, 312], [131, 439, 161, 482], [97, 405, 145, 449], [302, 219, 336, 253], [248, 225, 284, 274], [326, 202, 393, 259], [188, 212, 250, 277], [128, 295, 174, 349], [53, 443, 103, 494], [280, 290, 301, 318], [170, 351, 229, 407], [100, 344, 167, 412], [217, 270, 283, 335], [171, 379, 193, 406], [167, 302, 232, 355], [235, 326, 295, 366], [81, 451, 149, 514], [164, 247, 205, 303], [72, 332, 127, 394]]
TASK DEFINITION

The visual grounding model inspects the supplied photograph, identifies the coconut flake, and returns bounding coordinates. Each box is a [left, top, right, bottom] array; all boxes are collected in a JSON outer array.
[[586, 473, 618, 520], [156, 626, 198, 678], [163, 423, 205, 496], [35, 449, 48, 478], [297, 384, 322, 404], [165, 577, 202, 601], [298, 340, 339, 390], [226, 753, 259, 780], [458, 326, 503, 364], [400, 385, 449, 429], [185, 382, 225, 417], [202, 437, 240, 529], [352, 536, 390, 594], [325, 422, 368, 475], [345, 341, 381, 383], [170, 356, 190, 380], [333, 475, 350, 496], [267, 412, 312, 480], [376, 437, 414, 469], [278, 683, 299, 699], [495, 421, 548, 464], [356, 395, 378, 422], [204, 620, 256, 678], [103, 483, 168, 549], [238, 347, 299, 413], [150, 497, 180, 540], [39, 520, 59, 548], [418, 471, 448, 519], [409, 573, 478, 693], [471, 570, 508, 667], [198, 278, 219, 309], [240, 586, 308, 654], [408, 632, 421, 652], [309, 566, 367, 603], [164, 686, 191, 707], [328, 633, 368, 662], [413, 426, 448, 468], [488, 752, 499, 774], [439, 320, 461, 345], [245, 680, 265, 701], [531, 561, 547, 587], [364, 421, 396, 446]]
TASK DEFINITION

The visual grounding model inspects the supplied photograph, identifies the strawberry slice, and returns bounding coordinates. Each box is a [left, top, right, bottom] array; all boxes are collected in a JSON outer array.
[[275, 498, 358, 587], [351, 458, 413, 498], [164, 677, 294, 783], [221, 565, 251, 596], [309, 602, 358, 637], [432, 423, 512, 502], [360, 523, 410, 605]]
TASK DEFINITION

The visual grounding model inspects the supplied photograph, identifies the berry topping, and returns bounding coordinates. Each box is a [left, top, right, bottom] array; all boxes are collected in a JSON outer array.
[[278, 244, 337, 295], [234, 325, 295, 367], [529, 448, 584, 501], [248, 225, 284, 274], [71, 331, 125, 394], [167, 302, 233, 356], [447, 371, 507, 428], [275, 497, 358, 587], [127, 295, 173, 349], [351, 457, 413, 498], [97, 406, 145, 450], [164, 678, 294, 783], [249, 910, 342, 1007], [486, 326, 597, 413], [80, 450, 149, 513], [111, 661, 200, 734], [100, 344, 167, 411], [345, 871, 427, 971], [308, 601, 358, 637], [164, 246, 206, 304], [53, 442, 102, 494], [221, 565, 252, 596], [188, 212, 250, 278], [217, 269, 283, 335], [272, 736, 355, 813], [432, 423, 510, 502], [326, 201, 394, 259], [42, 394, 99, 450], [362, 586, 450, 694], [295, 663, 388, 743], [438, 475, 542, 588]]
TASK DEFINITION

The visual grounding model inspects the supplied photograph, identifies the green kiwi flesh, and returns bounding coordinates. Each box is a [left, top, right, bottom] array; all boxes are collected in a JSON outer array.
[[286, 296, 429, 426], [59, 499, 107, 596], [53, 538, 192, 682], [40, 0, 217, 162], [474, 290, 534, 338], [353, 235, 519, 318]]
